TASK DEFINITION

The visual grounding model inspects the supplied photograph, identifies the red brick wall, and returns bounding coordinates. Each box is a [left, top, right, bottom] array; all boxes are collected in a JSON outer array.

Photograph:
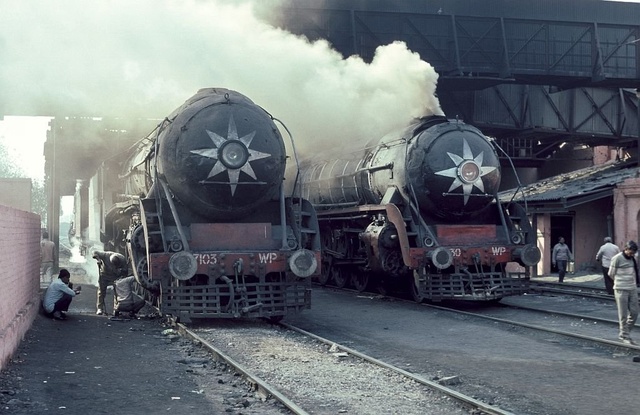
[[0, 205, 41, 370]]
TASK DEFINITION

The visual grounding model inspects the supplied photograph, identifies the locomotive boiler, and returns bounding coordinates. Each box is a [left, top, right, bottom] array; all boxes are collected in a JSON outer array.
[[99, 88, 321, 322], [299, 115, 540, 302]]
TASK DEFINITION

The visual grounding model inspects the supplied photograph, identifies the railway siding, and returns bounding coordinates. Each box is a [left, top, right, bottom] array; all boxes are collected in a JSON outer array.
[[190, 321, 498, 415]]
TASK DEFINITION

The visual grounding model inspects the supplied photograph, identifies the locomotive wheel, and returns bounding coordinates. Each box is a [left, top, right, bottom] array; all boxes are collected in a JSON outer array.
[[351, 271, 369, 292], [135, 256, 160, 294], [410, 270, 426, 303], [374, 275, 391, 296], [318, 256, 332, 285], [332, 267, 349, 288], [318, 229, 334, 286]]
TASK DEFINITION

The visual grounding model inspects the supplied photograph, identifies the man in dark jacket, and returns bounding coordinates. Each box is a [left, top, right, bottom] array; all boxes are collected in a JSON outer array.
[[552, 237, 573, 283], [92, 250, 127, 315]]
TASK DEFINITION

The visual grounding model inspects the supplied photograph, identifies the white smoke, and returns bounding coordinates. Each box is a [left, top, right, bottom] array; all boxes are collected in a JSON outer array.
[[65, 229, 102, 286], [68, 242, 86, 264], [0, 0, 442, 158]]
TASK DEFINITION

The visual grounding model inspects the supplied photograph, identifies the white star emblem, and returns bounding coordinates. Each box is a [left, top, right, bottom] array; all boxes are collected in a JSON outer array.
[[434, 138, 497, 205], [190, 115, 272, 195]]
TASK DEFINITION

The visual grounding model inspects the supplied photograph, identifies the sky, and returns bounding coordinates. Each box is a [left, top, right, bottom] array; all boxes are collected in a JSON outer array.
[[0, 0, 443, 174], [0, 116, 49, 179]]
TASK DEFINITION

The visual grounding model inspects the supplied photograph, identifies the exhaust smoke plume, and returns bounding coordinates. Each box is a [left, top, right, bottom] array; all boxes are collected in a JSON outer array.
[[0, 0, 443, 157]]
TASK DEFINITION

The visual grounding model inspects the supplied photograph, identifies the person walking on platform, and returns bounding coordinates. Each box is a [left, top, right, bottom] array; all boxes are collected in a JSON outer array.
[[595, 236, 620, 295], [552, 237, 573, 283], [40, 231, 56, 283], [92, 250, 127, 316], [608, 240, 640, 345], [42, 269, 81, 320], [113, 276, 146, 318]]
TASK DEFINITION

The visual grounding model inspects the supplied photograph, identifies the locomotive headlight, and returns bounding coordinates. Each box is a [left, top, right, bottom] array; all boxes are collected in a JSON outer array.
[[169, 251, 198, 281], [512, 244, 542, 266], [289, 249, 318, 278], [219, 140, 249, 169], [428, 247, 454, 270], [458, 161, 480, 183]]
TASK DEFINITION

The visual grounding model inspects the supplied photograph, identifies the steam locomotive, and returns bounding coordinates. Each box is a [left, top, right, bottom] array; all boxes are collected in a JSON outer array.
[[97, 88, 321, 322], [298, 115, 540, 302]]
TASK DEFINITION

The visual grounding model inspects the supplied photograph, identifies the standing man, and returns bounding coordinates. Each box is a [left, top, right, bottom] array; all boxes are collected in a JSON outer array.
[[608, 240, 639, 345], [40, 231, 56, 283], [595, 236, 620, 295], [42, 269, 81, 320], [552, 237, 573, 283], [113, 276, 146, 318], [92, 250, 127, 316]]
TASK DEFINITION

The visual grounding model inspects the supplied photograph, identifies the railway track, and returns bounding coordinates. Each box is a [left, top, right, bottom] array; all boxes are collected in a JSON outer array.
[[528, 281, 613, 301], [427, 298, 640, 353], [316, 279, 640, 354], [317, 275, 633, 342], [174, 320, 515, 415], [247, 284, 640, 414]]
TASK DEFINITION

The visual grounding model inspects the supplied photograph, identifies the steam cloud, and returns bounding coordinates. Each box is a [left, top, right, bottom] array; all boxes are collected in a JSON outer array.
[[0, 0, 443, 157]]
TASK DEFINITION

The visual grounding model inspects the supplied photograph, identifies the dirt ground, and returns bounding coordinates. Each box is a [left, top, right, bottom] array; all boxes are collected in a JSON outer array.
[[0, 282, 287, 415], [1, 266, 620, 414]]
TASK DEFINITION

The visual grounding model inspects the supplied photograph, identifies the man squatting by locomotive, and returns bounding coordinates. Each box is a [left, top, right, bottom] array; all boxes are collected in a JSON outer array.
[[42, 269, 81, 320]]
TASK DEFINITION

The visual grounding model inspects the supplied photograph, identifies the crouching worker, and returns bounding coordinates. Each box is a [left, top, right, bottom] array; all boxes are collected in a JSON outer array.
[[42, 269, 81, 320], [113, 276, 145, 318]]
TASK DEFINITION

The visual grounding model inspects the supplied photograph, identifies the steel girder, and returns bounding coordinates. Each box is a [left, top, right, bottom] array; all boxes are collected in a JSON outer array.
[[439, 86, 640, 160], [271, 3, 640, 89]]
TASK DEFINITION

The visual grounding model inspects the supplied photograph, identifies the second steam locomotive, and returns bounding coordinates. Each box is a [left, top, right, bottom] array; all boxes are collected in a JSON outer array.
[[96, 88, 321, 322], [298, 115, 541, 302]]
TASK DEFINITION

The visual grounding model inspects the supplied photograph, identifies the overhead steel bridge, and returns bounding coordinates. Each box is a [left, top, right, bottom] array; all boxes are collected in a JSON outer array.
[[263, 0, 640, 163]]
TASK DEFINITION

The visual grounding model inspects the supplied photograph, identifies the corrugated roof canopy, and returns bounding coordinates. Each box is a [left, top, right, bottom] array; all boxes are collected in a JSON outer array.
[[499, 161, 640, 212]]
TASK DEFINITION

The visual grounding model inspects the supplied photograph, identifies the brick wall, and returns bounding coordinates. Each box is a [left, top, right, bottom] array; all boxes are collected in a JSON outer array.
[[613, 177, 640, 247], [0, 205, 41, 370]]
